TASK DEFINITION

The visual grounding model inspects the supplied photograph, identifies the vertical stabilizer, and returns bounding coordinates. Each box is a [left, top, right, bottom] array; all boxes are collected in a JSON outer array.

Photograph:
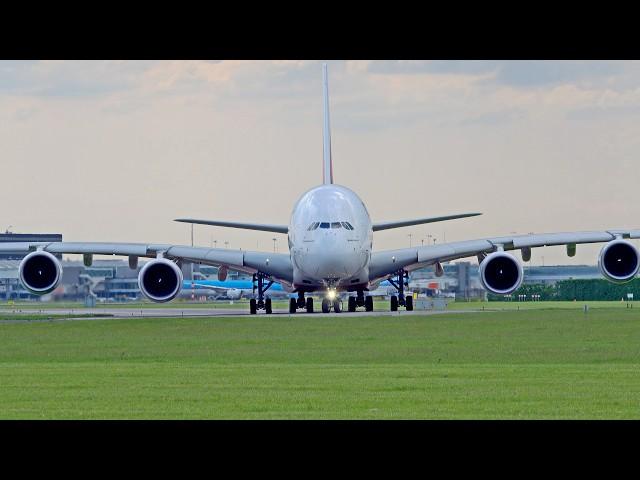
[[322, 63, 333, 184]]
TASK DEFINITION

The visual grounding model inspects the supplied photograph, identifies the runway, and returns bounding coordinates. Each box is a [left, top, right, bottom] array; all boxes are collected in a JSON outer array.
[[0, 306, 483, 323]]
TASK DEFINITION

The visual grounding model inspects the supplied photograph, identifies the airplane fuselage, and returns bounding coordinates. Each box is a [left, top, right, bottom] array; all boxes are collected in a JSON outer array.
[[288, 184, 372, 292]]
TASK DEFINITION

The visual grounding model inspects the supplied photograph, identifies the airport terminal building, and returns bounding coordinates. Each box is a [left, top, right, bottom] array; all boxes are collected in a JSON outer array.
[[0, 233, 62, 260]]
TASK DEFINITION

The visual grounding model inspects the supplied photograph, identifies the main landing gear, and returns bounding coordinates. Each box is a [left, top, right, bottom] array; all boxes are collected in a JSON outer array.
[[250, 272, 274, 314], [287, 289, 375, 314], [387, 269, 413, 312], [347, 290, 373, 312], [289, 291, 314, 314]]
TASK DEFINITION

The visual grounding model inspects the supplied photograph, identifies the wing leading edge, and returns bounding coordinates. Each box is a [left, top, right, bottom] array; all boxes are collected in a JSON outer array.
[[174, 218, 288, 234], [369, 229, 640, 282], [0, 241, 294, 285], [372, 212, 482, 232]]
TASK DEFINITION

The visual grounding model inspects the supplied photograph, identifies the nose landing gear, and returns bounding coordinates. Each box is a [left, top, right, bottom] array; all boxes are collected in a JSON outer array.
[[321, 297, 342, 313], [388, 269, 414, 311]]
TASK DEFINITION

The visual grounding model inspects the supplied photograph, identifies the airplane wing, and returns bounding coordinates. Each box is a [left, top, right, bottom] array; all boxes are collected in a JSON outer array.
[[372, 213, 481, 232], [186, 283, 235, 293], [0, 241, 294, 285], [174, 218, 288, 234], [369, 229, 640, 282]]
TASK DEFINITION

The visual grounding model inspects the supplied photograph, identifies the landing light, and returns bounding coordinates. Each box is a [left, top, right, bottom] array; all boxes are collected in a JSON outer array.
[[327, 289, 336, 300]]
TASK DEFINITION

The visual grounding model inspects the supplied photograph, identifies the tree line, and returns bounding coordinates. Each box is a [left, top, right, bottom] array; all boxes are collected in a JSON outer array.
[[487, 279, 640, 301]]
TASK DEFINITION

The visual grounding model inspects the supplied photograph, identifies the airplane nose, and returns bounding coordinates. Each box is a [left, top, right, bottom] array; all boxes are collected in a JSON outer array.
[[299, 236, 363, 279], [318, 254, 352, 277]]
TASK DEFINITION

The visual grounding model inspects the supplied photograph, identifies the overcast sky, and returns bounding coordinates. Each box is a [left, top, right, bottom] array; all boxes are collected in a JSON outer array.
[[2, 60, 640, 265]]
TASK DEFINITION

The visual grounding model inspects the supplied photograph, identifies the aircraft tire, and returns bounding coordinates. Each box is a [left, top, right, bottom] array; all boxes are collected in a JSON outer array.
[[289, 298, 297, 313], [405, 295, 413, 311], [250, 298, 257, 314], [390, 295, 398, 311], [348, 296, 357, 312], [365, 296, 373, 312], [321, 299, 330, 313], [266, 298, 272, 314], [306, 297, 314, 313], [333, 299, 341, 313]]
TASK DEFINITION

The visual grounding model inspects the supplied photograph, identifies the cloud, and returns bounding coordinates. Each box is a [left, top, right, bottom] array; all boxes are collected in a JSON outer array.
[[0, 60, 158, 98], [3, 60, 640, 266], [3, 60, 633, 122], [369, 60, 623, 83]]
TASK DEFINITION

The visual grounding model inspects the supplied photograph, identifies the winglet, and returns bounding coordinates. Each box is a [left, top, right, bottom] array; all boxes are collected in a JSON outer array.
[[322, 63, 333, 184]]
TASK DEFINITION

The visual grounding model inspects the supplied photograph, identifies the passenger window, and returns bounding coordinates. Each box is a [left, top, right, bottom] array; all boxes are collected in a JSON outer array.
[[319, 222, 330, 229], [331, 222, 342, 229]]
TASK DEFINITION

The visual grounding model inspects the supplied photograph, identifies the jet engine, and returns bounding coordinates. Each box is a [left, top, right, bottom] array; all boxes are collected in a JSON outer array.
[[598, 239, 640, 284], [19, 251, 63, 294], [226, 288, 242, 300], [479, 252, 523, 294], [138, 258, 183, 302]]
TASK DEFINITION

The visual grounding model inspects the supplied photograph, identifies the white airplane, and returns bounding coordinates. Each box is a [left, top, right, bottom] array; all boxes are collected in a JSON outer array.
[[3, 64, 640, 314]]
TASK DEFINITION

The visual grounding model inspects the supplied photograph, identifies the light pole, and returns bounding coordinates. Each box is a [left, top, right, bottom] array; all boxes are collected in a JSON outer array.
[[5, 225, 13, 234], [224, 241, 229, 249], [272, 237, 277, 252], [408, 233, 412, 248], [213, 240, 218, 249], [190, 224, 194, 301], [427, 234, 433, 245]]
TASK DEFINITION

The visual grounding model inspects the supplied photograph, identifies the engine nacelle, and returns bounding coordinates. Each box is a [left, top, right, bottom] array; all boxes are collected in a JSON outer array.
[[479, 251, 523, 295], [598, 239, 640, 284], [138, 258, 183, 302], [226, 288, 242, 300], [19, 251, 63, 294]]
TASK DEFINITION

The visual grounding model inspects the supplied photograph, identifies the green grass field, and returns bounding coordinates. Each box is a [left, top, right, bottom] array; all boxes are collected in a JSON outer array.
[[0, 299, 635, 311], [2, 302, 640, 419]]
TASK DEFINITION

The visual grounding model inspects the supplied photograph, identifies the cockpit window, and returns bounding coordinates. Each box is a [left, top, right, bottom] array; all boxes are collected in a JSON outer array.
[[341, 222, 354, 230], [312, 221, 353, 230]]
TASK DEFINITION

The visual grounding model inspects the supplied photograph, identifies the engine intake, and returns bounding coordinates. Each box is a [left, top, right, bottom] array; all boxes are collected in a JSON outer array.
[[479, 251, 523, 294], [138, 258, 183, 302], [19, 251, 63, 294], [226, 288, 242, 300], [598, 240, 640, 284]]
